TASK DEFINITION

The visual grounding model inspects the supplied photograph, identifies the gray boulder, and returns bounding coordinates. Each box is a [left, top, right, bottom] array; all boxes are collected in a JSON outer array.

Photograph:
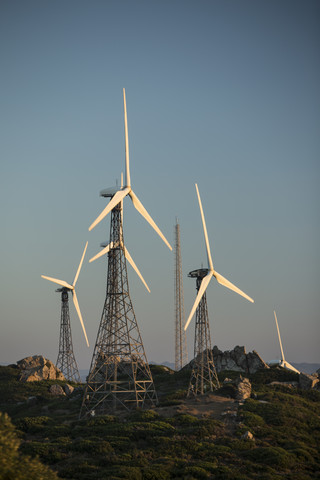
[[49, 384, 66, 396], [17, 355, 65, 382], [299, 373, 319, 390], [64, 384, 75, 395]]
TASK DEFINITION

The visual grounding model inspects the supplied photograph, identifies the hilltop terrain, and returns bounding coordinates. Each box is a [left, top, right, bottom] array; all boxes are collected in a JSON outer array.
[[0, 362, 319, 479]]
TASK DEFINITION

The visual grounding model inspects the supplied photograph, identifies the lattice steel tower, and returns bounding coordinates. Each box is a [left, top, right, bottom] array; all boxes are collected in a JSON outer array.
[[174, 221, 188, 370], [56, 288, 81, 383], [187, 268, 219, 396], [80, 203, 157, 417]]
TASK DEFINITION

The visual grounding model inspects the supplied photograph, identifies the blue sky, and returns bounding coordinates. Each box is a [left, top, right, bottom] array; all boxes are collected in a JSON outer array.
[[1, 0, 319, 369]]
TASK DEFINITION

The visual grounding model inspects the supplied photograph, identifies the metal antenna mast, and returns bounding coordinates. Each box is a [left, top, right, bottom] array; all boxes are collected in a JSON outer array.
[[80, 203, 157, 417], [187, 268, 219, 396], [174, 221, 188, 370], [56, 288, 81, 383]]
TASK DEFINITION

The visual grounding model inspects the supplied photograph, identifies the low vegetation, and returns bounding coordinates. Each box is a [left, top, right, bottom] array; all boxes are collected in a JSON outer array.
[[0, 364, 319, 479]]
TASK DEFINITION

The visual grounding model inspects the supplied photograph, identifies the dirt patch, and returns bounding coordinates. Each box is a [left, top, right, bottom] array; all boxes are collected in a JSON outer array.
[[157, 393, 238, 421]]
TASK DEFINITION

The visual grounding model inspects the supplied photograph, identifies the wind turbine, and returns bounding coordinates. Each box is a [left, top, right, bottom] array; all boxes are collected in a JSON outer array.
[[41, 241, 89, 347], [185, 184, 254, 332], [89, 173, 150, 293], [88, 88, 172, 252], [272, 311, 300, 373]]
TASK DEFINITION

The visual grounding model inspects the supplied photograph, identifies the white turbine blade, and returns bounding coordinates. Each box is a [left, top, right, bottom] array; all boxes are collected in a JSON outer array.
[[120, 172, 124, 225], [89, 187, 130, 231], [195, 183, 214, 271], [72, 290, 89, 347], [184, 272, 213, 331], [274, 310, 285, 362], [124, 246, 150, 293], [89, 243, 113, 263], [129, 190, 172, 250], [41, 275, 73, 290], [123, 88, 131, 188], [73, 241, 88, 287], [214, 271, 254, 303]]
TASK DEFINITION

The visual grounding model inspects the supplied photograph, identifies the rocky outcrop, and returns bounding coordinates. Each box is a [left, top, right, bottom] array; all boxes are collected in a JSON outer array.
[[212, 346, 269, 374], [235, 376, 252, 401], [17, 355, 65, 382], [299, 373, 319, 390]]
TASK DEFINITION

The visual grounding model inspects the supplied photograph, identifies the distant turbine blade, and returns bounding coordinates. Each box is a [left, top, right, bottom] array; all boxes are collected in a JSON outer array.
[[41, 275, 73, 290], [124, 246, 150, 292], [72, 290, 89, 347], [214, 271, 254, 303], [129, 190, 172, 250], [73, 241, 88, 287], [89, 187, 130, 231], [195, 183, 214, 271], [123, 88, 131, 188], [274, 310, 285, 362], [184, 272, 213, 331], [89, 243, 113, 263]]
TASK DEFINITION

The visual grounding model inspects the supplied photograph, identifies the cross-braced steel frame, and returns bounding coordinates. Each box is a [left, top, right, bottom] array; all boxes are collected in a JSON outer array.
[[56, 288, 81, 383], [80, 204, 157, 417], [174, 222, 188, 371], [187, 269, 220, 396]]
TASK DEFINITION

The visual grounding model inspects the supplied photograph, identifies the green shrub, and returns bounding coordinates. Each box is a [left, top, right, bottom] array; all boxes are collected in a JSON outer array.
[[87, 414, 117, 426], [183, 465, 209, 479], [129, 409, 160, 422], [241, 446, 296, 468], [172, 414, 199, 425], [142, 467, 170, 479], [15, 416, 53, 433], [241, 411, 265, 428]]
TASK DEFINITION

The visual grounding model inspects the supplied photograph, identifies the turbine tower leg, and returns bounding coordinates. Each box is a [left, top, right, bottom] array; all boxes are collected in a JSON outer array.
[[56, 289, 81, 383], [187, 270, 219, 396], [80, 204, 157, 417], [174, 221, 188, 371]]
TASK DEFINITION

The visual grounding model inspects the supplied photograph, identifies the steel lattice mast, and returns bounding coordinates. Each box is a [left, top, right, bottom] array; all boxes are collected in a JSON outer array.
[[187, 268, 219, 396], [80, 203, 157, 417], [174, 221, 188, 370], [56, 288, 81, 383]]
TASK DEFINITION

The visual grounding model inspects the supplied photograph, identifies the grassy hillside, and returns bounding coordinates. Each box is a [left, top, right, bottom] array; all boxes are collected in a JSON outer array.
[[0, 364, 319, 479]]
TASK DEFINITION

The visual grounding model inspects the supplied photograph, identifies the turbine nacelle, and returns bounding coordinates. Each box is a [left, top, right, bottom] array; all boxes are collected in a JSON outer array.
[[88, 88, 172, 251], [184, 184, 254, 331]]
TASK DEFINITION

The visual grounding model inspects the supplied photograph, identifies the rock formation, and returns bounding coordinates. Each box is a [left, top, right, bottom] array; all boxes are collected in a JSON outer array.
[[17, 355, 65, 382], [299, 372, 319, 390], [212, 346, 269, 374], [49, 384, 66, 396], [235, 376, 252, 401]]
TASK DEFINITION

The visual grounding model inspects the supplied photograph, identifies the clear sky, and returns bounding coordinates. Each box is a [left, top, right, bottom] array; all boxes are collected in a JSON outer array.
[[1, 0, 319, 370]]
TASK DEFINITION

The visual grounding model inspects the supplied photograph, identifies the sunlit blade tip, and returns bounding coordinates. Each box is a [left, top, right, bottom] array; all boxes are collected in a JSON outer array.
[[214, 271, 254, 303], [73, 241, 88, 286], [123, 89, 131, 188], [41, 275, 73, 290], [89, 243, 112, 263], [195, 184, 214, 271], [129, 190, 172, 250], [124, 246, 150, 293], [72, 290, 89, 347]]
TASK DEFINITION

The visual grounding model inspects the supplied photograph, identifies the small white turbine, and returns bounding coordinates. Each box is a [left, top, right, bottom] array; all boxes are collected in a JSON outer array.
[[41, 242, 90, 347], [89, 88, 172, 252], [185, 184, 254, 331]]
